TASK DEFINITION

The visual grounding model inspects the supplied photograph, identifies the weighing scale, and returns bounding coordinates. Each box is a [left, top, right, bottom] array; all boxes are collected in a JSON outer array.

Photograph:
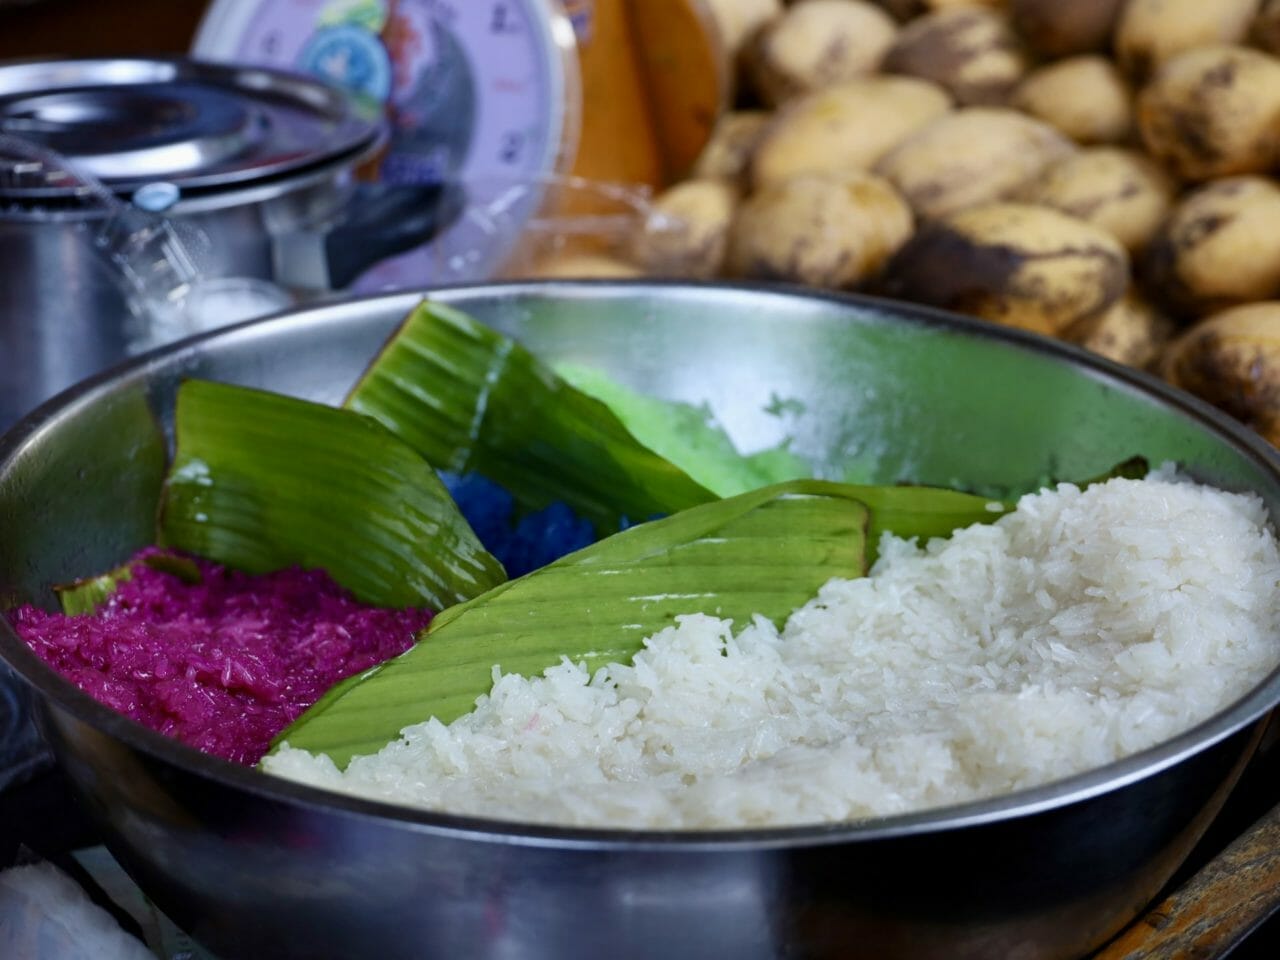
[[193, 0, 582, 286], [192, 0, 730, 285]]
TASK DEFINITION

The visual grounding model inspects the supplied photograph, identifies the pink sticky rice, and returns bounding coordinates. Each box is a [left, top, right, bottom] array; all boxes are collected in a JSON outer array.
[[9, 549, 432, 765]]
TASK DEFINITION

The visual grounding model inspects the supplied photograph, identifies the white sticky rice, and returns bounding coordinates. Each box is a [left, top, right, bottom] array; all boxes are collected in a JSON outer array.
[[265, 470, 1280, 829]]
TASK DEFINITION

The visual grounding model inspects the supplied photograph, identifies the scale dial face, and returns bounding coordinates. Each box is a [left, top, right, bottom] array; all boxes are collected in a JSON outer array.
[[194, 0, 579, 286]]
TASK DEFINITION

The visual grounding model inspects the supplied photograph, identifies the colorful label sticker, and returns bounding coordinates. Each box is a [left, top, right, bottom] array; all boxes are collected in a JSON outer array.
[[297, 23, 394, 104]]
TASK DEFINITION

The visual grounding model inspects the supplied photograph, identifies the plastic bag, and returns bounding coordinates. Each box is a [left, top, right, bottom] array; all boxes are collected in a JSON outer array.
[[0, 862, 153, 960]]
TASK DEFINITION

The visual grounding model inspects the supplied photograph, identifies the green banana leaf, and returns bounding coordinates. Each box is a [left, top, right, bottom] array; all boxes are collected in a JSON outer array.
[[344, 300, 718, 533], [55, 552, 201, 616], [272, 479, 871, 767], [853, 485, 1011, 561], [158, 379, 506, 611], [848, 457, 1151, 558], [56, 561, 135, 616]]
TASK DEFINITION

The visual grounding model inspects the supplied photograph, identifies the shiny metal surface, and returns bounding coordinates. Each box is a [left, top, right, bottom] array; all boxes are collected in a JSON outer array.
[[0, 57, 465, 430], [0, 164, 358, 429], [2, 282, 1280, 960], [0, 57, 379, 196]]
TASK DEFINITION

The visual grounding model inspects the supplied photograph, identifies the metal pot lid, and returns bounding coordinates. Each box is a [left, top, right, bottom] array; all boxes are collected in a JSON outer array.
[[0, 57, 381, 199]]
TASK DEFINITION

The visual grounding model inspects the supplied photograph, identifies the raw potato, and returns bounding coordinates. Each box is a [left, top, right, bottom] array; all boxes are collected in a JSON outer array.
[[1019, 148, 1175, 255], [692, 111, 771, 181], [744, 0, 898, 105], [881, 7, 1029, 105], [1137, 44, 1280, 181], [879, 202, 1129, 336], [702, 0, 784, 57], [752, 75, 952, 187], [1144, 176, 1280, 318], [1161, 301, 1280, 444], [1063, 291, 1175, 368], [1011, 55, 1132, 144], [522, 252, 645, 279], [1115, 0, 1261, 78], [726, 170, 913, 288], [873, 107, 1074, 219], [1007, 0, 1123, 58], [632, 178, 738, 279]]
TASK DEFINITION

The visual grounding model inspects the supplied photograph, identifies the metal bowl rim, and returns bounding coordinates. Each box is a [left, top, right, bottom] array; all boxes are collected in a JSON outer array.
[[2, 278, 1279, 851]]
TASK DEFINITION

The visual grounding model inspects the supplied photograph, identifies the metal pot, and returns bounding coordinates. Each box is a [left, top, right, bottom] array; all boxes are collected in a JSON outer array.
[[0, 57, 463, 429], [2, 282, 1279, 960]]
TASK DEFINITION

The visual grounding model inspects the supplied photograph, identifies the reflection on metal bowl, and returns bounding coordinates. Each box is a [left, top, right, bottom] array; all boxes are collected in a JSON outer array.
[[1, 281, 1279, 960]]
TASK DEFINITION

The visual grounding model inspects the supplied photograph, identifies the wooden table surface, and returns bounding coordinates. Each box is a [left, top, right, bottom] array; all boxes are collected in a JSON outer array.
[[1092, 738, 1280, 959]]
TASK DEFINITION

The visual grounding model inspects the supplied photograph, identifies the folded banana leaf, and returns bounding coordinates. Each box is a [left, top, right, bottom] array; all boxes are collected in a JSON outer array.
[[849, 457, 1150, 557], [853, 456, 1149, 553], [272, 479, 872, 767], [344, 300, 718, 534], [158, 379, 506, 611], [853, 484, 1011, 560]]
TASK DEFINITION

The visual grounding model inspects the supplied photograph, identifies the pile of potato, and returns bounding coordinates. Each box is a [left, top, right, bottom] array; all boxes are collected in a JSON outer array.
[[611, 0, 1280, 448]]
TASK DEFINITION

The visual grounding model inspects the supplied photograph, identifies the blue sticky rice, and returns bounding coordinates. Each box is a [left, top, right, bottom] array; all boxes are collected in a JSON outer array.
[[441, 473, 599, 578]]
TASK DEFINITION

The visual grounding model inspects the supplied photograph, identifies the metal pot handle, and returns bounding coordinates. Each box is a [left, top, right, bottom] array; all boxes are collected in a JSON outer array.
[[322, 181, 468, 290]]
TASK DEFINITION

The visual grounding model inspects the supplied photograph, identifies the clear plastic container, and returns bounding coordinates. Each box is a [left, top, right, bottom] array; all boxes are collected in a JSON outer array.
[[422, 174, 657, 283]]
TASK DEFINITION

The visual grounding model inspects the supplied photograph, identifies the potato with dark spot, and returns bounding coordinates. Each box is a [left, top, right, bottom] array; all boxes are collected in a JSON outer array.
[[744, 0, 898, 105], [1063, 290, 1175, 368], [1137, 44, 1280, 181], [880, 202, 1129, 336], [873, 107, 1074, 219], [752, 75, 952, 188], [1008, 0, 1123, 58], [1116, 0, 1260, 79], [881, 7, 1028, 105], [1143, 176, 1280, 318], [1253, 0, 1280, 55], [1161, 301, 1280, 444], [1019, 147, 1175, 255], [726, 170, 913, 288], [1011, 56, 1132, 144], [692, 111, 771, 182], [632, 178, 739, 279]]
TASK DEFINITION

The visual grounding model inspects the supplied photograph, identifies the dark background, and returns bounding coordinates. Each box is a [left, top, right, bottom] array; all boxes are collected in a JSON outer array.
[[0, 0, 205, 59]]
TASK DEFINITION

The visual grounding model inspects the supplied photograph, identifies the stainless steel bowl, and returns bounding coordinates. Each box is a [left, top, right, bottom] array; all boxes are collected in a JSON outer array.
[[2, 282, 1279, 960]]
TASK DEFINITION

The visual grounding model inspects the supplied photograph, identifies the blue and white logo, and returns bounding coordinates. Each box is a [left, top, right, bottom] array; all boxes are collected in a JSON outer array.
[[298, 24, 393, 103]]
